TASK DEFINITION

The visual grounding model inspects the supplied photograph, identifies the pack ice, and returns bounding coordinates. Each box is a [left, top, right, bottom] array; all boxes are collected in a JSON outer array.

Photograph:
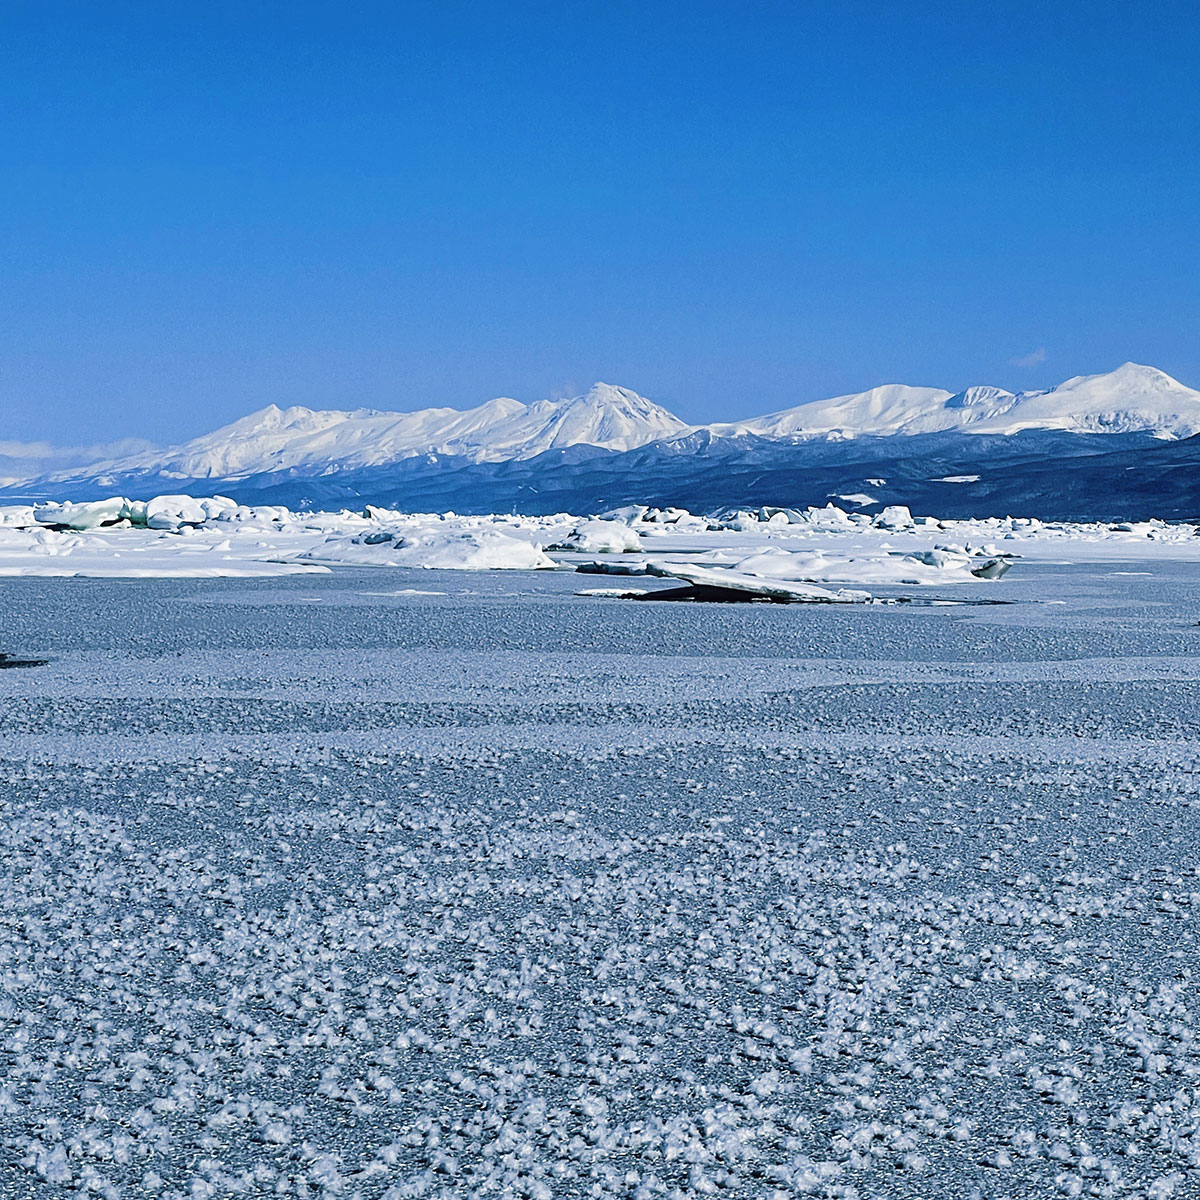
[[0, 493, 1197, 585]]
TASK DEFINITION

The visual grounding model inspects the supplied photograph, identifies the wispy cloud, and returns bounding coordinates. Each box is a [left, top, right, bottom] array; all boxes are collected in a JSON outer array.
[[1010, 347, 1048, 368], [0, 440, 59, 459], [0, 437, 159, 475]]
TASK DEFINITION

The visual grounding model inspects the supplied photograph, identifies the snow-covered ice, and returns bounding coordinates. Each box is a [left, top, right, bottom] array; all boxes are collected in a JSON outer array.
[[642, 559, 873, 603], [547, 518, 643, 554], [302, 527, 557, 570], [4, 564, 1200, 1198], [2, 493, 1200, 585], [0, 525, 329, 578], [648, 546, 1012, 589]]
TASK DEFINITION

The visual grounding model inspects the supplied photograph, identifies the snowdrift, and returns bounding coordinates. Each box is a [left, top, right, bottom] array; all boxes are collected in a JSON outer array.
[[302, 528, 556, 570], [0, 492, 1191, 580]]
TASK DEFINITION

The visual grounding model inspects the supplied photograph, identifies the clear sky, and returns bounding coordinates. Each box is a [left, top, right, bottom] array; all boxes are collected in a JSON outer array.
[[3, 0, 1199, 445]]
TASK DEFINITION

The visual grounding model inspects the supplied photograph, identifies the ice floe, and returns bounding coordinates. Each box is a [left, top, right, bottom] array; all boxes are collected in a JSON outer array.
[[575, 544, 1010, 603], [302, 527, 556, 570], [0, 525, 328, 578], [643, 560, 872, 603], [0, 492, 1197, 579], [546, 518, 643, 554], [686, 546, 1012, 586], [31, 493, 251, 531]]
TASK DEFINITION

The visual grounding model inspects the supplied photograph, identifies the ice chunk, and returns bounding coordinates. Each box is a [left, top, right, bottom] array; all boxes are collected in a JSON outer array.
[[145, 495, 212, 530], [550, 519, 642, 554], [305, 528, 556, 570], [0, 506, 36, 528], [970, 557, 1012, 579], [574, 587, 653, 598], [575, 560, 652, 576], [639, 506, 705, 526], [598, 504, 649, 524], [873, 504, 914, 529], [33, 498, 129, 531], [644, 560, 871, 603], [904, 548, 972, 570]]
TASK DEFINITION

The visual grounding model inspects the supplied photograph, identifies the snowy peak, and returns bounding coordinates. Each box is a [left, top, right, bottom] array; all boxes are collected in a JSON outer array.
[[711, 365, 1200, 440], [945, 385, 1016, 412], [969, 363, 1200, 436], [218, 404, 361, 440], [19, 362, 1200, 493], [71, 383, 692, 482], [1064, 361, 1180, 395], [516, 384, 691, 455], [724, 384, 957, 439]]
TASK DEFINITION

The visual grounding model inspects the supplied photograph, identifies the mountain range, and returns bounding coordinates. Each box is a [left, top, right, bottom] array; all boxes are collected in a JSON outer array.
[[7, 363, 1200, 521]]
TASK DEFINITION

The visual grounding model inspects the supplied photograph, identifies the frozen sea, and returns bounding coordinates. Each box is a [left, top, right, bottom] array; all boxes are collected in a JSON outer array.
[[3, 562, 1200, 1199]]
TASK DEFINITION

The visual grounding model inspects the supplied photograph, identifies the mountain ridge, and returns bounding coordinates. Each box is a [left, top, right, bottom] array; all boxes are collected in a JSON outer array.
[[59, 383, 691, 482], [7, 363, 1200, 521], [10, 363, 1199, 488]]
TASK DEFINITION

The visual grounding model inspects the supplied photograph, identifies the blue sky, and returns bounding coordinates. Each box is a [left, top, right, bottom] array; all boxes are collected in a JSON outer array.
[[3, 0, 1199, 444]]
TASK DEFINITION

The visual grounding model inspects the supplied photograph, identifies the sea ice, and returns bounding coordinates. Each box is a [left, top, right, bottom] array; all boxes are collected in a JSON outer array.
[[873, 504, 915, 529], [643, 560, 872, 603], [656, 546, 1011, 588], [3, 568, 1200, 1197], [304, 527, 557, 570], [0, 492, 1199, 579], [549, 519, 642, 554], [144, 494, 237, 529], [32, 497, 131, 531]]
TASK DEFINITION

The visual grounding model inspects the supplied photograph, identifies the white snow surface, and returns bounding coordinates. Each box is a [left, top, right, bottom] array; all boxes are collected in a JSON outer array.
[[0, 525, 330, 578], [3, 494, 1200, 580], [303, 527, 556, 570], [550, 519, 643, 554], [679, 546, 1003, 587], [645, 560, 872, 603]]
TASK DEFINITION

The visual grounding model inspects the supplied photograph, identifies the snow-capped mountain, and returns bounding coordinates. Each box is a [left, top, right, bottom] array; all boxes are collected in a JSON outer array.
[[75, 383, 691, 482], [7, 363, 1200, 521], [715, 385, 958, 439], [711, 364, 1200, 440], [965, 362, 1200, 436], [24, 363, 1200, 486]]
